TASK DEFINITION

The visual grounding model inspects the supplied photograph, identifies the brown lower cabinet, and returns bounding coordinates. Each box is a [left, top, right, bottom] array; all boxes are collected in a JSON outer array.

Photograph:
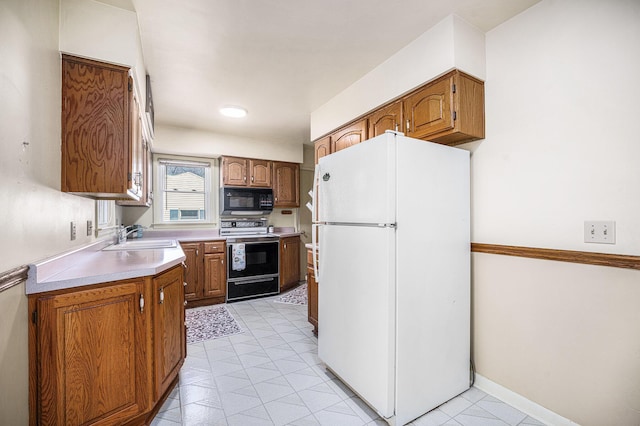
[[182, 240, 227, 307], [280, 236, 301, 292], [28, 264, 186, 426], [306, 247, 318, 336]]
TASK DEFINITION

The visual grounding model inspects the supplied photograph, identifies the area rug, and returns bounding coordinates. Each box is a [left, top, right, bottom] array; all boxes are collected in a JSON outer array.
[[274, 283, 308, 305], [185, 305, 243, 344]]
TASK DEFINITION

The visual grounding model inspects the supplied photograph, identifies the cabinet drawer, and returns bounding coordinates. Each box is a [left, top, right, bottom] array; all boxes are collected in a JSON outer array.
[[204, 241, 225, 254]]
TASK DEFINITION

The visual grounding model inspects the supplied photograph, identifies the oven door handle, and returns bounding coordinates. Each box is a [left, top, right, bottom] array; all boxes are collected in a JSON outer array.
[[229, 275, 278, 285]]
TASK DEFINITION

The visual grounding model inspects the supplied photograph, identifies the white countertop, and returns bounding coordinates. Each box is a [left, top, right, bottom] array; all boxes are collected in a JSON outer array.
[[26, 229, 302, 295], [27, 239, 186, 295]]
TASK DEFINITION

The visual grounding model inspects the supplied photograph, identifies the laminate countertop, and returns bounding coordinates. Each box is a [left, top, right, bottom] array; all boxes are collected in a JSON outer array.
[[27, 229, 302, 295], [27, 239, 186, 295]]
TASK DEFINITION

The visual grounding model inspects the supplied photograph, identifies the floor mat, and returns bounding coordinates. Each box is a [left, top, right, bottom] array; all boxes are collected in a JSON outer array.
[[185, 305, 243, 344], [274, 283, 308, 305]]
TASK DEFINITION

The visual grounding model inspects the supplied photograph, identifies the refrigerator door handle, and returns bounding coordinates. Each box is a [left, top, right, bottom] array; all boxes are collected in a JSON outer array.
[[312, 164, 321, 283], [312, 224, 320, 283]]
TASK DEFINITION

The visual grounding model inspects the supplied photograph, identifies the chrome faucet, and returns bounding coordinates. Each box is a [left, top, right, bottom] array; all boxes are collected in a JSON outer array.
[[118, 225, 140, 244]]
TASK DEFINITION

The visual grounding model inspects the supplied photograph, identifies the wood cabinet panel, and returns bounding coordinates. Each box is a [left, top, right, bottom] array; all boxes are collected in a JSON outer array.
[[331, 119, 367, 152], [273, 162, 300, 207], [204, 241, 225, 254], [311, 69, 484, 153], [368, 100, 403, 138], [280, 236, 301, 292], [404, 70, 484, 145], [203, 253, 226, 298], [306, 248, 318, 336], [222, 156, 248, 186], [29, 267, 187, 426], [181, 242, 200, 301], [34, 279, 148, 425], [62, 55, 141, 200], [117, 99, 150, 207], [249, 159, 272, 187], [182, 241, 227, 306], [314, 136, 330, 165], [153, 266, 185, 400]]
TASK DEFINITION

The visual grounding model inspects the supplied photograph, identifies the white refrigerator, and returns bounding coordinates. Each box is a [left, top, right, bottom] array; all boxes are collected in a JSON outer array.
[[312, 131, 470, 425]]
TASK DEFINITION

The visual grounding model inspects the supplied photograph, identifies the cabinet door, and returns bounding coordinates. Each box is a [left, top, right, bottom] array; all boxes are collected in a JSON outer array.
[[222, 156, 248, 186], [117, 96, 148, 206], [249, 159, 272, 187], [35, 280, 149, 425], [331, 119, 367, 152], [61, 55, 134, 198], [153, 266, 186, 400], [181, 242, 201, 301], [306, 249, 318, 335], [368, 100, 403, 138], [203, 253, 226, 298], [273, 162, 300, 207], [314, 136, 331, 164], [404, 75, 454, 140], [280, 236, 300, 291]]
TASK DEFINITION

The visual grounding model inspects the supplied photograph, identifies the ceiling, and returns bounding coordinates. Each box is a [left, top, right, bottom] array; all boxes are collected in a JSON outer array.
[[129, 0, 540, 147]]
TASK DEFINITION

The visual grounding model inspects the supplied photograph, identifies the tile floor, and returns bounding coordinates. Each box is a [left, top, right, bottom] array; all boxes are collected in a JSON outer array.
[[151, 295, 546, 426]]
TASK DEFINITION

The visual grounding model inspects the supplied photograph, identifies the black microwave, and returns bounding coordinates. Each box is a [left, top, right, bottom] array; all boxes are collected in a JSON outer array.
[[220, 187, 274, 216]]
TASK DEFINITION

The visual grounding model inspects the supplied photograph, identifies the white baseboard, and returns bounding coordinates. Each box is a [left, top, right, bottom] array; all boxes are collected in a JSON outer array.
[[473, 374, 580, 426]]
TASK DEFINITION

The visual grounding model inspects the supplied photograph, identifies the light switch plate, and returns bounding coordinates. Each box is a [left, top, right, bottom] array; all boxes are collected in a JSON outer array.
[[584, 221, 615, 244], [70, 221, 76, 241]]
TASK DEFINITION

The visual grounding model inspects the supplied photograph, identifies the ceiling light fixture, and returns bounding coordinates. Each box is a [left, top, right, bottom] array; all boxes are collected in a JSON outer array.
[[220, 106, 247, 118]]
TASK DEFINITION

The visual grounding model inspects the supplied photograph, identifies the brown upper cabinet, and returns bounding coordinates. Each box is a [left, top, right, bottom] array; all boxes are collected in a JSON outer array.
[[272, 162, 300, 207], [221, 157, 300, 207], [61, 55, 143, 200], [314, 136, 330, 165], [221, 156, 272, 187], [331, 119, 367, 153], [368, 100, 404, 138], [312, 69, 484, 161], [313, 119, 367, 164], [404, 70, 484, 145]]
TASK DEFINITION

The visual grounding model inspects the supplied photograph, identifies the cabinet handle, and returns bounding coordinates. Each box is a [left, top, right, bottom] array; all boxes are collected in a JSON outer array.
[[159, 287, 165, 304], [406, 119, 410, 131], [182, 261, 187, 269], [251, 176, 254, 182], [244, 176, 247, 182], [139, 294, 145, 313], [284, 243, 287, 250], [184, 281, 188, 287], [184, 301, 188, 306]]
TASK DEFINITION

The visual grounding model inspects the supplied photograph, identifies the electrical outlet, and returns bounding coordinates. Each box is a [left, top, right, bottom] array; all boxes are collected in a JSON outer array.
[[584, 221, 615, 244], [87, 220, 93, 236], [70, 221, 76, 241]]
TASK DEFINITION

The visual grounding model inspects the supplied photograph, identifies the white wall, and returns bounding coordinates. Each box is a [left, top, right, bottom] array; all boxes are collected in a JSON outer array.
[[470, 0, 640, 424], [472, 0, 640, 255], [310, 14, 486, 140], [153, 124, 304, 163], [0, 0, 97, 423]]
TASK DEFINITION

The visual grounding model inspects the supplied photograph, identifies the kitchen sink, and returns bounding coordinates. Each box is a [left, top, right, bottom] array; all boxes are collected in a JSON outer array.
[[102, 239, 178, 251]]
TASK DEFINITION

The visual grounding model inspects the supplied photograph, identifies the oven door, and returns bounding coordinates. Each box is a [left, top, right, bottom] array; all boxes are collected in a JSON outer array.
[[228, 240, 279, 279], [227, 240, 280, 301]]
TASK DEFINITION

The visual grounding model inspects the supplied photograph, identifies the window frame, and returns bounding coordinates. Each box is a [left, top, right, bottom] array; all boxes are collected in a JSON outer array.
[[156, 158, 212, 225]]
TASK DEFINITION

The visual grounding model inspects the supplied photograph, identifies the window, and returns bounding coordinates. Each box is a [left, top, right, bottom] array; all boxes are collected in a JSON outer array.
[[158, 159, 211, 223], [95, 200, 116, 237]]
